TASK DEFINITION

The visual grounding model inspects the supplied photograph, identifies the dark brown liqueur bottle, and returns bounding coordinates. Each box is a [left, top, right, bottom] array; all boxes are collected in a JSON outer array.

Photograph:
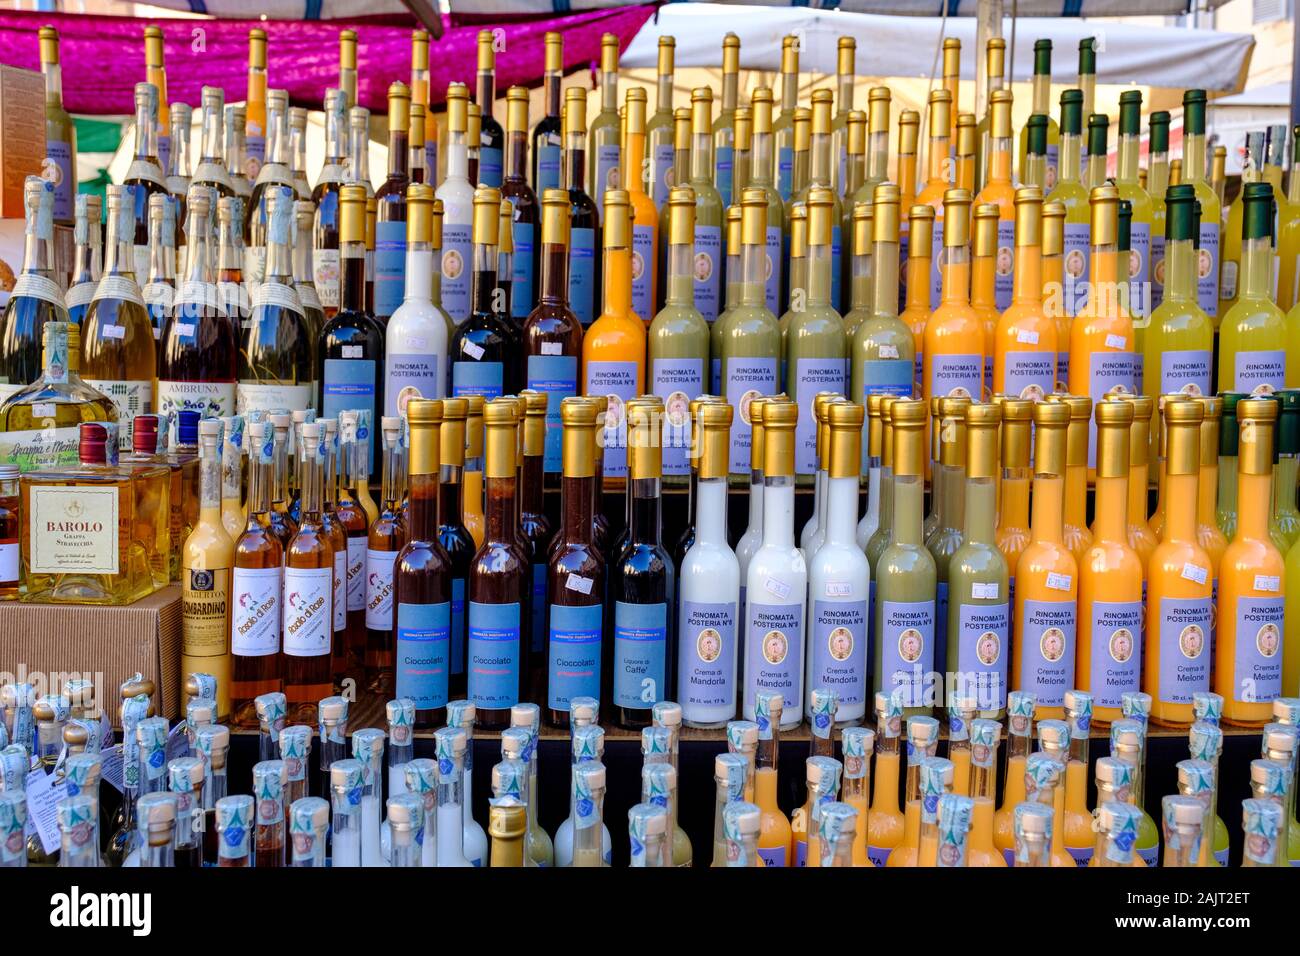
[[518, 390, 554, 690], [467, 398, 530, 729], [436, 399, 476, 699], [474, 31, 505, 189], [561, 87, 601, 328], [373, 82, 412, 321], [450, 187, 515, 400], [502, 86, 541, 324], [605, 398, 674, 730], [545, 397, 605, 729], [394, 399, 453, 729], [531, 32, 564, 194], [266, 413, 298, 551], [337, 412, 372, 678]]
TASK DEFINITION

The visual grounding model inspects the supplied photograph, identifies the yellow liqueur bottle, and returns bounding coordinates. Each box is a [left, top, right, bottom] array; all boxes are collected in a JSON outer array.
[[896, 110, 920, 309], [1144, 185, 1214, 404], [1018, 40, 1060, 191], [1181, 91, 1222, 321], [1276, 125, 1300, 312], [971, 203, 999, 396], [1114, 393, 1158, 570], [842, 198, 873, 342], [1042, 200, 1071, 390], [900, 204, 934, 391], [1221, 131, 1267, 314], [1055, 394, 1094, 563], [182, 419, 234, 716], [942, 38, 962, 146], [915, 90, 953, 311], [1046, 90, 1089, 323], [976, 91, 1016, 312], [995, 398, 1034, 612], [956, 113, 977, 198], [923, 189, 986, 415], [995, 187, 1056, 401], [1221, 183, 1289, 393], [973, 37, 1006, 193], [830, 36, 856, 201], [1148, 112, 1172, 312]]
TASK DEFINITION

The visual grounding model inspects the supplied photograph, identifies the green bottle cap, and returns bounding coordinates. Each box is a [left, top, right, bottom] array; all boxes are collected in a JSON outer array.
[[1183, 90, 1207, 135], [1164, 184, 1196, 242], [1027, 114, 1048, 155], [1034, 39, 1052, 77], [1242, 181, 1275, 242], [1220, 392, 1245, 456], [1060, 89, 1083, 136], [1277, 390, 1300, 457], [1117, 199, 1131, 252], [1149, 112, 1170, 154], [1087, 114, 1109, 160], [1118, 91, 1141, 136], [1192, 200, 1203, 248], [1079, 37, 1096, 75]]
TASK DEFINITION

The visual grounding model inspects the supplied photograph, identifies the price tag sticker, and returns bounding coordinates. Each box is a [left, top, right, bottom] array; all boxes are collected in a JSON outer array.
[[102, 325, 126, 340], [824, 581, 852, 598], [1046, 572, 1072, 592], [1181, 563, 1208, 585], [176, 323, 196, 338], [403, 335, 427, 351], [1016, 329, 1040, 345], [565, 573, 593, 595], [342, 344, 364, 359], [541, 342, 563, 356], [764, 577, 791, 600], [1104, 333, 1128, 350], [879, 344, 899, 359], [1254, 574, 1281, 592], [31, 403, 56, 419], [972, 582, 1000, 600], [462, 341, 485, 360]]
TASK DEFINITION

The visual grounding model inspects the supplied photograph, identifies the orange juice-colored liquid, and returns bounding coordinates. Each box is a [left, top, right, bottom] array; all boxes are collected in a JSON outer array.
[[866, 749, 904, 866], [885, 800, 921, 866], [1061, 758, 1093, 861], [992, 751, 1027, 865], [755, 766, 793, 866], [900, 241, 931, 391]]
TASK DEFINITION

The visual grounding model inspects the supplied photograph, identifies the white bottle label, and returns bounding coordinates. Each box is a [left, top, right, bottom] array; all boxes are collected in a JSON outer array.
[[365, 549, 398, 631], [333, 549, 347, 631], [28, 487, 120, 575], [231, 566, 281, 657], [283, 566, 333, 657], [346, 537, 367, 612]]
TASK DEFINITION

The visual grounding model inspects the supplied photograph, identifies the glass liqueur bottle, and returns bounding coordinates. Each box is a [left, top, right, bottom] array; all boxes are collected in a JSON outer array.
[[373, 82, 412, 322], [497, 85, 540, 324], [451, 185, 515, 401], [469, 31, 504, 190], [524, 188, 583, 484], [560, 87, 601, 328], [227, 104, 251, 201], [191, 85, 233, 203], [1180, 90, 1222, 320], [123, 82, 167, 285], [1, 177, 67, 404], [850, 184, 914, 411], [64, 194, 103, 327], [292, 201, 326, 407], [434, 83, 474, 325], [841, 195, 872, 342], [1145, 184, 1214, 401], [994, 186, 1056, 401], [243, 88, 294, 292], [312, 90, 347, 317], [1219, 183, 1287, 394], [321, 183, 385, 476], [924, 189, 984, 416], [528, 32, 564, 195], [37, 26, 77, 228], [141, 191, 175, 344], [385, 183, 447, 410], [770, 35, 799, 203], [588, 33, 622, 216], [515, 392, 553, 680]]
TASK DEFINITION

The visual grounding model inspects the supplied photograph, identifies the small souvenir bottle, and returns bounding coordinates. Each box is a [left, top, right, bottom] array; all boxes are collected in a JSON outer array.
[[433, 726, 473, 867], [352, 727, 385, 866], [317, 696, 350, 793], [725, 719, 759, 801], [916, 756, 954, 866], [570, 762, 608, 867], [799, 755, 843, 867], [254, 692, 286, 761], [403, 758, 439, 868], [1013, 801, 1053, 867], [136, 792, 179, 867], [1092, 801, 1141, 868], [509, 702, 553, 866], [0, 791, 26, 867], [329, 758, 364, 866], [252, 759, 286, 867], [935, 793, 974, 867], [167, 756, 204, 868], [723, 801, 762, 867], [816, 802, 858, 867], [387, 698, 416, 796], [446, 700, 488, 865], [627, 802, 670, 868], [57, 793, 99, 867], [641, 762, 690, 867], [1161, 794, 1204, 868], [289, 796, 329, 866], [840, 725, 874, 866], [711, 752, 748, 866], [1241, 798, 1283, 867], [489, 798, 527, 867], [387, 792, 425, 868], [278, 725, 312, 816], [808, 688, 837, 759], [215, 794, 254, 868]]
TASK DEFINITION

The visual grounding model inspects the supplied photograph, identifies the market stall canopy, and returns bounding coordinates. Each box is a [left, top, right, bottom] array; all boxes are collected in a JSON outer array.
[[445, 0, 1230, 15], [118, 0, 444, 33], [621, 4, 1255, 92]]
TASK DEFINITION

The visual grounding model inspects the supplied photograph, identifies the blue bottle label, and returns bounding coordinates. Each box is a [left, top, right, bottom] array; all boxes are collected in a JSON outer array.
[[1197, 221, 1219, 317], [679, 600, 738, 713], [510, 218, 535, 318], [479, 146, 503, 189], [396, 601, 451, 710], [693, 225, 723, 324], [452, 358, 504, 399], [1232, 596, 1283, 704], [527, 354, 578, 474], [569, 227, 597, 326], [468, 600, 522, 710], [614, 601, 668, 710], [928, 353, 984, 401], [594, 144, 621, 209], [1061, 223, 1091, 317], [323, 358, 377, 473], [651, 144, 675, 208], [652, 358, 705, 477], [811, 599, 868, 709], [386, 352, 443, 418], [1086, 351, 1136, 468], [777, 146, 794, 201], [745, 601, 804, 714], [451, 577, 466, 678], [765, 226, 783, 314], [548, 602, 603, 711], [794, 358, 846, 475], [1233, 350, 1285, 396], [441, 221, 473, 322], [1019, 598, 1077, 709], [830, 225, 843, 312], [1088, 599, 1143, 710], [995, 219, 1016, 312], [724, 357, 778, 474], [1159, 349, 1211, 398], [1127, 222, 1151, 318], [715, 146, 734, 206], [879, 598, 935, 708], [954, 600, 1009, 712], [631, 224, 656, 321], [530, 563, 547, 654], [1003, 350, 1056, 402], [861, 359, 914, 398], [537, 142, 561, 192], [585, 360, 639, 480], [373, 219, 406, 318]]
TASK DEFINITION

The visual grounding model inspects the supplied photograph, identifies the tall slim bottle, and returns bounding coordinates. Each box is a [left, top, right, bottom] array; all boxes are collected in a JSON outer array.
[[1215, 398, 1283, 726], [562, 88, 601, 329], [975, 90, 1016, 311], [123, 83, 167, 284], [503, 87, 540, 324], [748, 89, 787, 317], [684, 89, 725, 328], [914, 90, 952, 310], [282, 423, 333, 726], [995, 187, 1056, 400], [924, 189, 985, 423], [618, 89, 658, 323], [473, 31, 504, 189], [39, 27, 76, 229], [1180, 91, 1221, 320], [1041, 200, 1071, 389], [436, 84, 475, 325], [451, 186, 515, 401], [372, 83, 412, 322], [243, 89, 294, 293], [1012, 400, 1077, 721], [772, 37, 799, 203], [518, 391, 553, 679], [1220, 183, 1288, 393], [588, 34, 622, 215], [712, 34, 741, 207], [1115, 91, 1154, 328], [1057, 394, 1094, 563], [434, 401, 474, 699], [926, 395, 970, 692], [1144, 184, 1214, 402], [1046, 91, 1089, 320], [64, 194, 103, 327], [841, 196, 872, 343], [1016, 40, 1060, 190], [531, 33, 564, 195], [385, 184, 447, 409], [311, 90, 346, 318], [0, 178, 68, 402], [970, 204, 999, 396]]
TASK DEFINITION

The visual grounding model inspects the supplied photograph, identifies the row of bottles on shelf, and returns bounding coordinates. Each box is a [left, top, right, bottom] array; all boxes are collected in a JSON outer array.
[[0, 668, 1297, 868]]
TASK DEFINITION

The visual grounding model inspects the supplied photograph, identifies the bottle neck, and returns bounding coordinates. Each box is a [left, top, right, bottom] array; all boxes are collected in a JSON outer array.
[[629, 476, 662, 545], [1184, 131, 1206, 182], [478, 70, 495, 120], [1093, 475, 1127, 543], [565, 133, 586, 191], [602, 245, 632, 315], [1029, 472, 1064, 544], [185, 211, 212, 284], [1012, 242, 1041, 303], [1240, 469, 1274, 540], [941, 245, 971, 305], [561, 473, 594, 545], [806, 243, 832, 305], [1059, 133, 1081, 184], [751, 131, 774, 187], [926, 133, 950, 186], [447, 128, 468, 180], [665, 242, 694, 305], [761, 474, 794, 547], [691, 130, 713, 183], [472, 242, 499, 314], [1239, 235, 1273, 300], [1165, 472, 1197, 541], [486, 473, 517, 544], [1165, 237, 1196, 300], [696, 476, 727, 544], [890, 472, 924, 545], [134, 100, 157, 163], [507, 129, 528, 181], [540, 239, 570, 304]]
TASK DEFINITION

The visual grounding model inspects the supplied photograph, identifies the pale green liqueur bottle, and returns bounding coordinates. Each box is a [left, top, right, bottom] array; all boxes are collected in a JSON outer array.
[[645, 37, 677, 211], [649, 186, 710, 489], [842, 199, 873, 342], [721, 190, 781, 485], [784, 186, 847, 485], [772, 37, 799, 203], [749, 89, 786, 317], [587, 34, 622, 220], [925, 395, 971, 704], [654, 107, 692, 317], [689, 88, 725, 327], [798, 91, 844, 313], [713, 34, 741, 208], [711, 206, 743, 395]]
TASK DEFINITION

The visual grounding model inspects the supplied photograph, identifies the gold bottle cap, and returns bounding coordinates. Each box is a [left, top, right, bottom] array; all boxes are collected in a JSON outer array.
[[541, 31, 563, 72], [564, 86, 588, 137], [339, 184, 367, 243], [762, 400, 797, 479], [39, 26, 59, 65], [853, 201, 874, 258], [144, 25, 163, 64], [412, 30, 430, 72], [880, 396, 897, 469], [1001, 397, 1034, 468], [477, 30, 496, 72], [520, 390, 548, 458], [1041, 201, 1066, 257], [867, 394, 884, 459], [406, 183, 434, 245], [942, 188, 972, 248], [789, 204, 808, 259], [467, 102, 481, 148], [1094, 398, 1133, 479], [847, 111, 867, 157], [667, 186, 696, 245], [928, 90, 952, 140], [656, 36, 674, 76], [687, 395, 719, 466], [722, 33, 741, 74], [807, 187, 835, 247], [890, 399, 927, 477], [673, 107, 692, 149], [1117, 393, 1153, 469], [407, 399, 444, 477], [603, 189, 631, 248], [507, 86, 529, 135], [601, 32, 619, 73], [899, 110, 920, 154], [929, 396, 944, 462], [908, 204, 935, 255], [440, 398, 468, 469], [752, 88, 774, 134], [498, 200, 514, 255], [540, 188, 571, 246], [826, 401, 864, 479], [812, 393, 842, 467], [1237, 398, 1278, 476], [837, 35, 856, 75], [489, 800, 527, 843], [409, 102, 426, 147], [868, 87, 891, 134], [1196, 396, 1222, 468], [691, 88, 713, 135], [725, 204, 743, 255], [627, 399, 663, 480], [991, 89, 1013, 138], [735, 107, 752, 150], [973, 203, 999, 257], [965, 403, 1001, 479], [248, 28, 268, 69], [1032, 400, 1070, 476], [338, 29, 356, 70], [484, 398, 519, 479], [473, 187, 502, 246], [1013, 187, 1043, 247], [697, 403, 734, 480], [626, 86, 648, 132], [939, 396, 971, 467], [873, 184, 900, 244], [387, 82, 411, 133], [447, 83, 469, 133], [956, 113, 977, 161], [794, 108, 811, 151], [1163, 398, 1205, 477], [1051, 394, 1092, 467], [1090, 184, 1120, 245], [811, 90, 833, 136], [750, 396, 769, 472], [986, 37, 1006, 77], [781, 35, 799, 75]]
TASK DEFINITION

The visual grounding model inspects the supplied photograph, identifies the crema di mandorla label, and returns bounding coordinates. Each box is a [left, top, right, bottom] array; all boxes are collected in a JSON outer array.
[[28, 486, 120, 576]]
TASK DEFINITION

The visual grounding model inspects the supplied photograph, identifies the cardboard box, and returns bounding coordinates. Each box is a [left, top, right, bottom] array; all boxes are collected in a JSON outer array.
[[0, 585, 182, 728], [0, 64, 45, 220]]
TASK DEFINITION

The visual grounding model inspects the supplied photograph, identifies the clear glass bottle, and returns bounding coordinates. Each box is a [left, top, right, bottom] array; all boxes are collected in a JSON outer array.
[[628, 802, 670, 868], [135, 792, 178, 867], [166, 755, 203, 867], [289, 796, 329, 867], [797, 754, 843, 868], [0, 177, 67, 403], [278, 725, 311, 826], [328, 757, 363, 867], [446, 699, 488, 865], [387, 792, 424, 868], [1090, 800, 1140, 867], [1161, 794, 1205, 867], [432, 726, 472, 867], [251, 759, 285, 867], [569, 761, 608, 868], [1241, 797, 1283, 866], [402, 757, 439, 868], [508, 702, 553, 866], [0, 791, 26, 867], [64, 194, 104, 327], [352, 728, 385, 867], [1110, 712, 1159, 863]]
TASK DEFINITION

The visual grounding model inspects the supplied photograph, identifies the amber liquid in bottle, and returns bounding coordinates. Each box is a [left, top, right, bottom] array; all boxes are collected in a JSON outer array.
[[266, 415, 298, 551], [336, 422, 371, 674], [321, 428, 352, 687]]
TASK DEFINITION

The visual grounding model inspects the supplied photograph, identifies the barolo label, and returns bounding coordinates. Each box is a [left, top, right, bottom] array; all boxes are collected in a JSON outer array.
[[548, 603, 603, 712], [810, 599, 867, 708], [746, 601, 803, 713], [282, 566, 332, 657], [452, 358, 503, 399], [1232, 596, 1283, 703], [614, 600, 668, 710], [526, 354, 578, 474], [569, 227, 597, 326], [724, 357, 777, 474], [955, 601, 1009, 711], [156, 381, 235, 421], [396, 601, 451, 710], [468, 600, 521, 710], [231, 566, 281, 657], [693, 225, 722, 324], [1019, 598, 1076, 708], [364, 549, 397, 631], [28, 487, 119, 575], [1234, 350, 1285, 396], [652, 358, 705, 477], [679, 600, 737, 712], [879, 598, 934, 708], [585, 360, 639, 480], [183, 567, 230, 658], [1088, 600, 1143, 709], [794, 358, 847, 475], [1160, 349, 1212, 398]]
